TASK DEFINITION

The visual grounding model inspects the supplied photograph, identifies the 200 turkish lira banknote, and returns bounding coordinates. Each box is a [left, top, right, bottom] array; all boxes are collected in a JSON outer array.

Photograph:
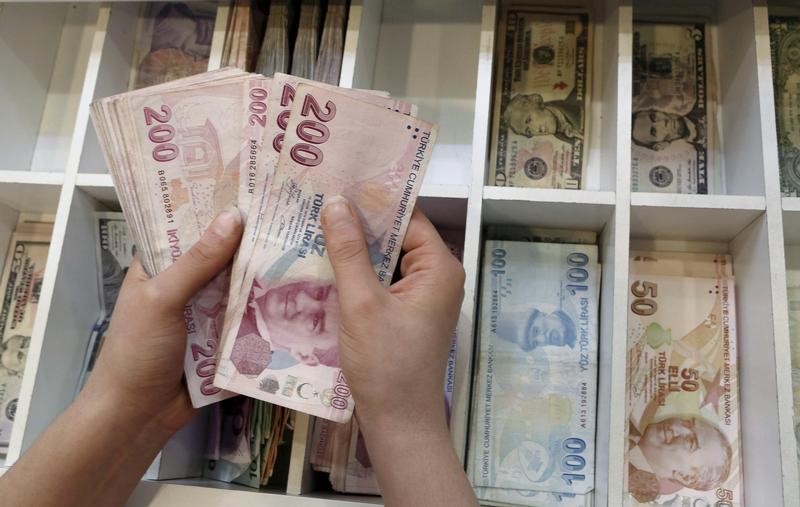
[[214, 85, 436, 422]]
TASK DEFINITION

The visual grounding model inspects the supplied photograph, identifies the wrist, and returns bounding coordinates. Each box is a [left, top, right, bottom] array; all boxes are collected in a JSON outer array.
[[78, 379, 175, 452]]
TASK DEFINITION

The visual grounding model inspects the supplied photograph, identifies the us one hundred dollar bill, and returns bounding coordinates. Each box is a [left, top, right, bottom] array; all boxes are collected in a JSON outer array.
[[469, 241, 600, 498], [626, 253, 742, 506], [632, 23, 715, 194], [490, 9, 591, 189], [769, 16, 800, 196], [0, 231, 50, 448]]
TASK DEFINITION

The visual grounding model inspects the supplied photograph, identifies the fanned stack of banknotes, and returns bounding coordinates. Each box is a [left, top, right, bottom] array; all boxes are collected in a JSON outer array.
[[0, 217, 52, 453], [468, 227, 600, 507], [491, 7, 718, 194], [90, 66, 436, 417]]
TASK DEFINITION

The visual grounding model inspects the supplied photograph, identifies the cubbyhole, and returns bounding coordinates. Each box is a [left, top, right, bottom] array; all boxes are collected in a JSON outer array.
[[0, 3, 100, 173], [0, 180, 61, 463], [79, 2, 223, 174], [632, 0, 767, 196], [628, 210, 784, 505], [347, 0, 483, 189], [782, 208, 800, 470], [479, 0, 622, 192], [470, 200, 617, 503]]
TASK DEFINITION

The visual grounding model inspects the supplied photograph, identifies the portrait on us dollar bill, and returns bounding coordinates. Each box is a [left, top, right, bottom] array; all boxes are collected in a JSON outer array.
[[232, 278, 341, 377], [631, 108, 703, 152], [501, 91, 583, 142], [627, 416, 733, 503]]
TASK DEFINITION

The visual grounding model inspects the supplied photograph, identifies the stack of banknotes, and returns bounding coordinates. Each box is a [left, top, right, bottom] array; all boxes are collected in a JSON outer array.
[[631, 22, 716, 194], [129, 1, 348, 92], [204, 397, 293, 487], [0, 217, 52, 453], [76, 212, 135, 393], [770, 16, 800, 197], [490, 7, 591, 189], [468, 230, 601, 507], [626, 251, 743, 505], [90, 69, 437, 423]]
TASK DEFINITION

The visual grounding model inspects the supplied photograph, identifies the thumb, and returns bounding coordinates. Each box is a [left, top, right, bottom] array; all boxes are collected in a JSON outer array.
[[321, 196, 383, 302], [153, 208, 243, 306]]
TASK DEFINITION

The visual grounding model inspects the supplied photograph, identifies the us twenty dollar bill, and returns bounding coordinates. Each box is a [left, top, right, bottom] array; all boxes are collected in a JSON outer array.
[[490, 8, 591, 189], [770, 16, 800, 196], [214, 85, 436, 422], [632, 23, 714, 194], [0, 231, 50, 448], [469, 241, 599, 497], [626, 254, 742, 506]]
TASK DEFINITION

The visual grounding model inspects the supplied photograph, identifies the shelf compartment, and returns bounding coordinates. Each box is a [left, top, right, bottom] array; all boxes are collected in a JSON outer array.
[[631, 0, 768, 196], [0, 3, 100, 173], [347, 0, 482, 188], [483, 186, 615, 231], [630, 193, 765, 242], [477, 198, 620, 505], [478, 0, 625, 192], [628, 212, 785, 506], [79, 2, 225, 175]]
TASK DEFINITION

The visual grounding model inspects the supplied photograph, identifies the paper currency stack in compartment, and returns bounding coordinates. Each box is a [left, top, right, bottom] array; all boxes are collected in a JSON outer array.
[[630, 0, 767, 196], [624, 204, 781, 505], [484, 0, 621, 192], [465, 197, 617, 507], [0, 198, 57, 462]]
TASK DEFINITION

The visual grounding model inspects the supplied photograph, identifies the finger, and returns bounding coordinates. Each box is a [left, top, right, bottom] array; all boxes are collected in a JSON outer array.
[[153, 208, 243, 306], [399, 209, 453, 278], [121, 255, 151, 288], [321, 195, 383, 301]]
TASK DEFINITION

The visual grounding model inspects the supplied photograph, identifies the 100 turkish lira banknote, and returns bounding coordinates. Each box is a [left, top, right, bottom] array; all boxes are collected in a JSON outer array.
[[469, 240, 600, 501]]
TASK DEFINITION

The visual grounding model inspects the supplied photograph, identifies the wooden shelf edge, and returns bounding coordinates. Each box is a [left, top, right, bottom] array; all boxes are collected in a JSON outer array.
[[631, 192, 766, 211], [482, 186, 616, 206], [0, 170, 64, 186]]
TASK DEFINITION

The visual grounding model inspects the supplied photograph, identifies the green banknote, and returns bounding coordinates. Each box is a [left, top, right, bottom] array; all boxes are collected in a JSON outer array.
[[490, 9, 591, 189], [770, 16, 800, 196]]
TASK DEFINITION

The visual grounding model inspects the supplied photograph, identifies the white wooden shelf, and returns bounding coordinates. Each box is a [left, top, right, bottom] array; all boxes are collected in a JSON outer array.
[[2, 1, 800, 506]]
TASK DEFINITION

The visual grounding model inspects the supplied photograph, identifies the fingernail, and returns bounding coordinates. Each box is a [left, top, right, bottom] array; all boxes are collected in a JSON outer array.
[[210, 206, 241, 237], [322, 195, 353, 227]]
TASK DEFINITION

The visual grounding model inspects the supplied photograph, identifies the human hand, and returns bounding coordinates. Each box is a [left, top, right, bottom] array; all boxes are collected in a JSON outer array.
[[321, 196, 465, 435], [84, 209, 243, 436]]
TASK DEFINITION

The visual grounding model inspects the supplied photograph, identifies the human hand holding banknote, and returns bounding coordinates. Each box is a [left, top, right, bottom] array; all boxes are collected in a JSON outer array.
[[90, 209, 244, 436], [321, 201, 476, 506]]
